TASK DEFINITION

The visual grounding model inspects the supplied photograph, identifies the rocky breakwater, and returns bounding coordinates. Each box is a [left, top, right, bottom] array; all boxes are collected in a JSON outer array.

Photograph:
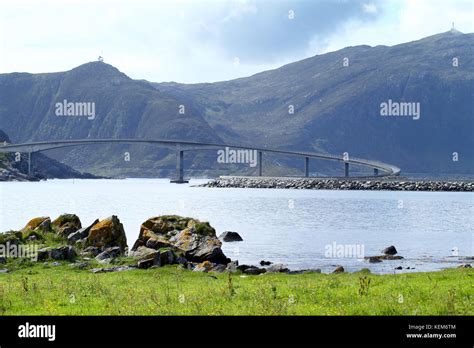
[[201, 176, 474, 192]]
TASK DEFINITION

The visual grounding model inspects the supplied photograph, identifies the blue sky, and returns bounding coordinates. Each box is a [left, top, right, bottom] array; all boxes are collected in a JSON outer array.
[[0, 0, 472, 83]]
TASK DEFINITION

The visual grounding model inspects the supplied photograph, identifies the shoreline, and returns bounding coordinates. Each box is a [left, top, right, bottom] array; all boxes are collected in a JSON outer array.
[[201, 176, 474, 192]]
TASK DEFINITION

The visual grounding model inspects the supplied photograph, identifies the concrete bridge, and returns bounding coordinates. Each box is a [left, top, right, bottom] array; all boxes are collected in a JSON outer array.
[[0, 139, 401, 182]]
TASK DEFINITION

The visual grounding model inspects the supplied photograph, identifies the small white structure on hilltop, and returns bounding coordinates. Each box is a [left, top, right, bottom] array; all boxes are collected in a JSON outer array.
[[450, 22, 462, 34], [98, 56, 104, 62]]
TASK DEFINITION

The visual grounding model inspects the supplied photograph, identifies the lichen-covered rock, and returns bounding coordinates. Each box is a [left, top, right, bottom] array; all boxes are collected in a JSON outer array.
[[68, 219, 99, 245], [170, 228, 230, 264], [22, 217, 51, 233], [53, 214, 82, 237], [333, 265, 344, 273], [86, 216, 127, 253], [129, 246, 159, 261], [132, 215, 230, 264]]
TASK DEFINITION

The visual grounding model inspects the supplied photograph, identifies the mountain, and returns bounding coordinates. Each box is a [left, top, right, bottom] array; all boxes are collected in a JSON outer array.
[[0, 130, 96, 181], [154, 30, 474, 175], [0, 30, 472, 177]]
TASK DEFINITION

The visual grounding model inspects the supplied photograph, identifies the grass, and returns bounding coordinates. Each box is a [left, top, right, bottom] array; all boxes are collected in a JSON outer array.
[[0, 264, 472, 315]]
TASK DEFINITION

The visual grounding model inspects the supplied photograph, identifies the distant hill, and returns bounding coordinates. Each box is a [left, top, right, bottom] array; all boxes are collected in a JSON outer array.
[[0, 30, 472, 177]]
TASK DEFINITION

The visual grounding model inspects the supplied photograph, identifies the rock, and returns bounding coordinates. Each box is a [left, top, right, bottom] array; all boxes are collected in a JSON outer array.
[[129, 246, 159, 261], [95, 246, 122, 261], [458, 264, 472, 268], [137, 257, 160, 269], [382, 245, 397, 255], [159, 249, 176, 266], [260, 260, 272, 266], [86, 216, 127, 253], [170, 228, 230, 264], [50, 246, 76, 261], [22, 217, 51, 232], [395, 266, 403, 270], [364, 255, 403, 261], [70, 262, 89, 270], [226, 260, 239, 272], [333, 266, 344, 273], [81, 246, 102, 257], [243, 266, 266, 275], [51, 262, 61, 267], [68, 219, 99, 245], [218, 231, 243, 242], [193, 261, 214, 272], [0, 269, 9, 273], [36, 218, 52, 233], [53, 214, 82, 237], [212, 264, 227, 273], [92, 266, 136, 273], [266, 264, 289, 273], [132, 215, 230, 264], [37, 246, 76, 261], [367, 257, 383, 263], [236, 264, 251, 272]]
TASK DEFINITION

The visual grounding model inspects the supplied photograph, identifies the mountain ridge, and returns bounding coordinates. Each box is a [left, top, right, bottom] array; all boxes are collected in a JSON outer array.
[[0, 31, 472, 177]]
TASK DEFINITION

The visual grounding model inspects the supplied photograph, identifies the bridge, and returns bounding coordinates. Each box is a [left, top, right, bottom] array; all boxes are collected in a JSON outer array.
[[0, 139, 401, 182]]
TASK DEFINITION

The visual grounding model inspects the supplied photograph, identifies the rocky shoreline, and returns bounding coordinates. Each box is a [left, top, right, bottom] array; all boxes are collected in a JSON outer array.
[[1, 214, 471, 275], [201, 176, 474, 192]]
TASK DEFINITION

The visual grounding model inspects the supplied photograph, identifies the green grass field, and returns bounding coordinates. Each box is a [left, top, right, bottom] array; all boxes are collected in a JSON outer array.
[[0, 263, 472, 315]]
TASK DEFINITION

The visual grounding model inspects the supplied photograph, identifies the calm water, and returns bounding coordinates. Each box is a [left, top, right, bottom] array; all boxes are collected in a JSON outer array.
[[0, 179, 472, 273]]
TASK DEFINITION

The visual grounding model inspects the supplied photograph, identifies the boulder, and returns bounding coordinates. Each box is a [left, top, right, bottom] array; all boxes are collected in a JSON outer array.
[[170, 228, 230, 264], [218, 231, 243, 242], [382, 245, 398, 255], [458, 264, 472, 268], [260, 260, 272, 266], [226, 261, 239, 272], [86, 216, 127, 253], [243, 266, 266, 275], [266, 264, 289, 273], [95, 246, 122, 261], [37, 246, 76, 261], [193, 261, 214, 272], [81, 246, 102, 257], [53, 214, 82, 237], [138, 257, 159, 269], [333, 266, 344, 273], [68, 219, 99, 245], [132, 215, 230, 265], [367, 257, 383, 263], [129, 246, 159, 260], [22, 217, 51, 233]]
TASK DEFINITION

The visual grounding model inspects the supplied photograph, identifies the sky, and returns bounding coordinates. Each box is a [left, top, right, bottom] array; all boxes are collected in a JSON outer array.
[[0, 0, 472, 83]]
